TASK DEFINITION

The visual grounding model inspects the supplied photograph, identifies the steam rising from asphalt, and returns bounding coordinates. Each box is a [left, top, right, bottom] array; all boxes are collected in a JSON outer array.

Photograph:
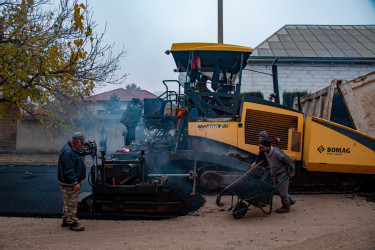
[[73, 105, 147, 154]]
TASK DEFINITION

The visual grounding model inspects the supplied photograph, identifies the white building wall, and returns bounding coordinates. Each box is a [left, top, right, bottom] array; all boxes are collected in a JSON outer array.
[[242, 63, 375, 103]]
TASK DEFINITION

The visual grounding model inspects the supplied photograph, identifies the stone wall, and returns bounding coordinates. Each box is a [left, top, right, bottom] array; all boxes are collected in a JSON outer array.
[[242, 63, 375, 103]]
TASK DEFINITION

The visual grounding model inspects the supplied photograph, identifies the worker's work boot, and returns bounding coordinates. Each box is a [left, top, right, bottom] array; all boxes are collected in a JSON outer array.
[[290, 199, 296, 206], [61, 219, 69, 227], [69, 222, 85, 231], [276, 206, 290, 213]]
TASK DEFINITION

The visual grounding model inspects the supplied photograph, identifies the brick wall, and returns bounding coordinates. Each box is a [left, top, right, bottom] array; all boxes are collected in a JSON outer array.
[[0, 105, 18, 152], [242, 63, 375, 103]]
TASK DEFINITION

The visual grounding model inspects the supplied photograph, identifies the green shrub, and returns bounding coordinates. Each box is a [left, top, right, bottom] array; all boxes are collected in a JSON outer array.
[[240, 91, 264, 99], [282, 91, 308, 108]]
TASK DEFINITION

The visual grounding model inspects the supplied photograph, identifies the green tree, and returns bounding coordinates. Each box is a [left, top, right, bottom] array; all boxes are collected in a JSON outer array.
[[105, 93, 120, 114], [0, 0, 127, 129], [125, 83, 141, 91]]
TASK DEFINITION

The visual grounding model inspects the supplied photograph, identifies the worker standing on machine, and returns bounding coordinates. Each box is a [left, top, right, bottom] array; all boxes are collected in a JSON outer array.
[[57, 132, 86, 231], [121, 98, 143, 146], [259, 138, 296, 213]]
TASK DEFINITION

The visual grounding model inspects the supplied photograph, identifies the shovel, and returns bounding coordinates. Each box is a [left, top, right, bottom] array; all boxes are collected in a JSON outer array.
[[215, 161, 263, 207]]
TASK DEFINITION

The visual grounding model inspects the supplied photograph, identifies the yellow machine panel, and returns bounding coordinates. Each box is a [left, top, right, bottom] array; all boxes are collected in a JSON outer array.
[[238, 101, 304, 160], [188, 99, 305, 160], [188, 122, 238, 147], [303, 117, 375, 174]]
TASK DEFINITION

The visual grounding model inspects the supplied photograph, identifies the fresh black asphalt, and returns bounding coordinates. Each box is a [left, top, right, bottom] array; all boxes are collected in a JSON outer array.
[[0, 164, 206, 219], [0, 164, 91, 218]]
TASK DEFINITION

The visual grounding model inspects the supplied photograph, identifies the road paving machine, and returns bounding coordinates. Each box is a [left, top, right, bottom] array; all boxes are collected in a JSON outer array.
[[84, 43, 375, 216]]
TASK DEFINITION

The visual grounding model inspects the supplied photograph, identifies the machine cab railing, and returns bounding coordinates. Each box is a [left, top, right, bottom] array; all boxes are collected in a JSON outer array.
[[158, 80, 188, 117], [143, 80, 189, 137]]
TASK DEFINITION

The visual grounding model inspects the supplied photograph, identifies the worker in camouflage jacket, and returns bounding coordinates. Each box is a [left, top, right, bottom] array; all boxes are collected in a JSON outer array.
[[259, 138, 296, 213]]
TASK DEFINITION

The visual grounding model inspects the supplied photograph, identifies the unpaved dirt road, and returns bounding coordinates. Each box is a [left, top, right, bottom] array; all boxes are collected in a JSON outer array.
[[0, 194, 374, 250]]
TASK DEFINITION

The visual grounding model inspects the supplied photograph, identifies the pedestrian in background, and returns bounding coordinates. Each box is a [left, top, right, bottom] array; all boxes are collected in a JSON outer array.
[[99, 126, 107, 151], [259, 138, 296, 213], [57, 132, 86, 231]]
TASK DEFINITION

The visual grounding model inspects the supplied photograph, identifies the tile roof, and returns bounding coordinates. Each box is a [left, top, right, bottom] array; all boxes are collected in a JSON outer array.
[[86, 88, 157, 102], [128, 90, 158, 100], [250, 25, 375, 61]]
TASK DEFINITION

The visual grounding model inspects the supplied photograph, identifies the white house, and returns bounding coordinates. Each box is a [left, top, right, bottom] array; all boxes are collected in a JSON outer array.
[[242, 25, 375, 103]]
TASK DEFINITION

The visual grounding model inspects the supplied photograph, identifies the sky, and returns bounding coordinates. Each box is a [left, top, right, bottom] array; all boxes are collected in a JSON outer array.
[[89, 0, 375, 95]]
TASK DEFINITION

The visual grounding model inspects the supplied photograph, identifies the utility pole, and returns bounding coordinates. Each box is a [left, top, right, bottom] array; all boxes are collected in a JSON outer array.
[[218, 0, 223, 43]]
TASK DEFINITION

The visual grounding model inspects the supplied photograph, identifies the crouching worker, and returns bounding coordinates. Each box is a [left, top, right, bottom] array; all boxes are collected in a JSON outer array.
[[259, 138, 296, 213], [57, 132, 86, 231]]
